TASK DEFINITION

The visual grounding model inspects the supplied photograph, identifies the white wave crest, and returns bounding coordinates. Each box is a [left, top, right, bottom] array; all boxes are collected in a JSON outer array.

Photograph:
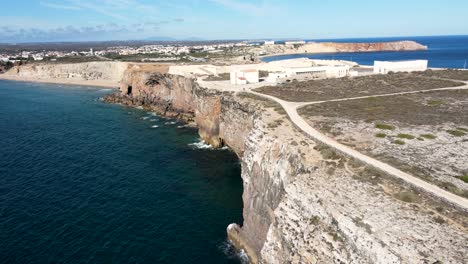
[[219, 240, 250, 264], [164, 121, 177, 125], [188, 139, 213, 149], [141, 116, 150, 120], [151, 125, 159, 128]]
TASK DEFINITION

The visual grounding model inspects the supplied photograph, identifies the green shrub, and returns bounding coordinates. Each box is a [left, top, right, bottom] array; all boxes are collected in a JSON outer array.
[[460, 175, 468, 183], [447, 130, 466, 137], [394, 140, 405, 145], [394, 191, 419, 203], [420, 134, 437, 139], [427, 100, 445, 106], [397, 133, 415, 140], [457, 127, 468, 132], [375, 123, 395, 130], [375, 133, 387, 138]]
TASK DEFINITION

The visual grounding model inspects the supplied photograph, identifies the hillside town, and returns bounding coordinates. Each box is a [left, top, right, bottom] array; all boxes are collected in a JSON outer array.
[[0, 40, 262, 64]]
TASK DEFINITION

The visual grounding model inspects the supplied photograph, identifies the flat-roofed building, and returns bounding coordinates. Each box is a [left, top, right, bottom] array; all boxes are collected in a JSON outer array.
[[286, 65, 350, 79], [230, 69, 259, 85], [374, 60, 428, 74]]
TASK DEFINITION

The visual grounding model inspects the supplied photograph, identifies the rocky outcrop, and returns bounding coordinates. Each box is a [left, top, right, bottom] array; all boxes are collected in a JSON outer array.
[[321, 40, 428, 52], [255, 41, 427, 56], [104, 68, 467, 263], [1, 61, 128, 87], [104, 65, 254, 150]]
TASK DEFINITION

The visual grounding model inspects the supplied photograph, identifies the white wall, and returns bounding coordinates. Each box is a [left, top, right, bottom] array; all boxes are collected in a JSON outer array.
[[374, 60, 428, 74]]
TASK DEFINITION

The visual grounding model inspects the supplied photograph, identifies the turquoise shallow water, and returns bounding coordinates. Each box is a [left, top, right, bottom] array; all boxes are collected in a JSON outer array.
[[0, 80, 244, 263]]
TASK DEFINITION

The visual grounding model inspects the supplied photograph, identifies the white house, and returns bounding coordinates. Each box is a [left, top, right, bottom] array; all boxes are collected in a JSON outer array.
[[230, 69, 259, 85], [374, 60, 428, 74], [264, 41, 275, 45]]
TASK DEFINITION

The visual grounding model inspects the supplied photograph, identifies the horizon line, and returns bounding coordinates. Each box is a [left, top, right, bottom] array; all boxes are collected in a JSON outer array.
[[1, 34, 468, 45]]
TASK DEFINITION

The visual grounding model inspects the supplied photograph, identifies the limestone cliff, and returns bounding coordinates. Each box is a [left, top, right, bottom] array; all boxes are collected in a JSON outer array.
[[104, 68, 467, 264], [1, 61, 128, 87], [255, 41, 427, 56]]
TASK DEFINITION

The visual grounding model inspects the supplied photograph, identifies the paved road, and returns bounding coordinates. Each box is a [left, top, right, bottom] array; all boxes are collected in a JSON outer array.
[[248, 84, 468, 211]]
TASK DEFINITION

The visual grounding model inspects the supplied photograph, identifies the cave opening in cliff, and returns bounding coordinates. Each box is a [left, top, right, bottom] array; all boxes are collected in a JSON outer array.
[[127, 85, 132, 95]]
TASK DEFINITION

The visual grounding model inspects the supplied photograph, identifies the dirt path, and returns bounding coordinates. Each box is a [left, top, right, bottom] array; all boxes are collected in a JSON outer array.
[[248, 84, 468, 210]]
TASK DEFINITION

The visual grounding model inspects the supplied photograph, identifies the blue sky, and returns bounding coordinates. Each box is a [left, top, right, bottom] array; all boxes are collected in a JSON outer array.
[[1, 0, 467, 42]]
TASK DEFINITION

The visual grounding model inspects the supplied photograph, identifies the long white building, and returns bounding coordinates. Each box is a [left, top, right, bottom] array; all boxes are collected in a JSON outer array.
[[286, 65, 350, 79], [374, 60, 428, 74]]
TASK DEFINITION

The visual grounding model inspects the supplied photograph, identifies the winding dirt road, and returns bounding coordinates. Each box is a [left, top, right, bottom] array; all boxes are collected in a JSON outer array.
[[248, 84, 468, 211]]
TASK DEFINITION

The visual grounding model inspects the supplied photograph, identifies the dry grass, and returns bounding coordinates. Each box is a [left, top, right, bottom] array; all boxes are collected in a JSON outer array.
[[254, 72, 464, 102], [299, 90, 468, 126], [414, 69, 468, 81]]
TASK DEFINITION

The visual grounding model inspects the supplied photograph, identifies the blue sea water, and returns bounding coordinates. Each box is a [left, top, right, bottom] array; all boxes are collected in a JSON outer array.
[[262, 35, 468, 69], [0, 81, 244, 264]]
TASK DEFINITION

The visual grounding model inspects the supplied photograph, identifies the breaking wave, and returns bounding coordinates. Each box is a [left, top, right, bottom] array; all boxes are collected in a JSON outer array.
[[188, 139, 213, 149], [188, 139, 229, 150], [219, 240, 249, 264], [151, 125, 159, 128]]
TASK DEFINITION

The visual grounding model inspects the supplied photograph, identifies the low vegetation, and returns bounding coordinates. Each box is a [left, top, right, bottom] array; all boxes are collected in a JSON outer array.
[[299, 90, 468, 127], [254, 72, 464, 102], [447, 130, 466, 137], [414, 69, 468, 81], [204, 73, 230, 81], [427, 99, 445, 106], [393, 139, 406, 145], [394, 191, 420, 203], [420, 134, 437, 139], [460, 175, 468, 183], [375, 133, 387, 138], [375, 123, 395, 130], [397, 133, 415, 140]]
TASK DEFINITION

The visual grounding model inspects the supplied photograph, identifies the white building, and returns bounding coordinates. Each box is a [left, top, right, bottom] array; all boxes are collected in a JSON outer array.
[[230, 69, 259, 85], [266, 72, 289, 83], [264, 41, 275, 45], [374, 60, 428, 74], [285, 40, 306, 45], [286, 65, 350, 79]]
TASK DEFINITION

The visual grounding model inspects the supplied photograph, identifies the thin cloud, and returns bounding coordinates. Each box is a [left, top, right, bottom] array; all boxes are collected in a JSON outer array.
[[40, 1, 82, 10]]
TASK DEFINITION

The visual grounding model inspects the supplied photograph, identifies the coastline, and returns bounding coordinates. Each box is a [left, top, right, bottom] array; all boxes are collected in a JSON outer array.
[[0, 74, 119, 88], [258, 49, 422, 61]]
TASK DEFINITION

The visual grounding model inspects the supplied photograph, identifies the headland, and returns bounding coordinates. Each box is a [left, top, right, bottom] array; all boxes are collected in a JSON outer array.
[[1, 39, 467, 264]]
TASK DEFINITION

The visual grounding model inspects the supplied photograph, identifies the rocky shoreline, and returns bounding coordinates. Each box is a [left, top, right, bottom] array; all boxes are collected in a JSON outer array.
[[3, 60, 467, 263]]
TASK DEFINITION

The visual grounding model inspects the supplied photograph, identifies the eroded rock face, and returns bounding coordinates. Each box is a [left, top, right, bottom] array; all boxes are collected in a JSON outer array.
[[105, 67, 253, 151], [104, 69, 467, 264], [4, 61, 127, 83], [252, 41, 427, 57]]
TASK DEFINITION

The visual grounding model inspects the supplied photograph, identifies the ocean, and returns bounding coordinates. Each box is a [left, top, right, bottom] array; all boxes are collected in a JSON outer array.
[[0, 81, 245, 264], [262, 35, 468, 69]]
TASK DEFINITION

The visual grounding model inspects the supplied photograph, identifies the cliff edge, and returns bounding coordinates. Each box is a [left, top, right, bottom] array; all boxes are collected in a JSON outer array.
[[104, 68, 467, 264]]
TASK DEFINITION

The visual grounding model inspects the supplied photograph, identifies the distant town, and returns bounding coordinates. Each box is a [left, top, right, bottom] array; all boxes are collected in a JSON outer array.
[[0, 39, 316, 73]]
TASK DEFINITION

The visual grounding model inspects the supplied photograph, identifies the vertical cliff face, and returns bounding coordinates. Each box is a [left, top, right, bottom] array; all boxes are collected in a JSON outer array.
[[105, 69, 468, 264], [3, 61, 128, 86]]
